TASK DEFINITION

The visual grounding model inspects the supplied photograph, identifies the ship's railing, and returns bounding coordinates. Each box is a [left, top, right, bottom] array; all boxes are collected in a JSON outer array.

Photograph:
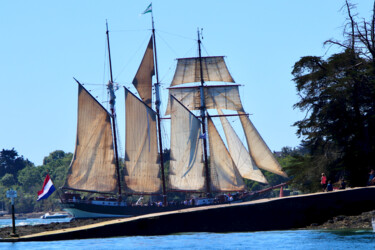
[[63, 198, 127, 206]]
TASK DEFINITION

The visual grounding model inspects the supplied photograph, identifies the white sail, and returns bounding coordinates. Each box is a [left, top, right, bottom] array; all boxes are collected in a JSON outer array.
[[165, 85, 243, 115], [208, 117, 245, 192], [168, 96, 206, 191], [171, 56, 235, 86], [124, 88, 161, 194], [217, 109, 268, 184], [239, 111, 287, 177], [64, 85, 118, 193]]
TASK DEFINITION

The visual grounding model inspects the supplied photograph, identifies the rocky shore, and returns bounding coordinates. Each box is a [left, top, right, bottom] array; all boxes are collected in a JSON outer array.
[[0, 209, 374, 239], [0, 215, 113, 239], [305, 210, 375, 230]]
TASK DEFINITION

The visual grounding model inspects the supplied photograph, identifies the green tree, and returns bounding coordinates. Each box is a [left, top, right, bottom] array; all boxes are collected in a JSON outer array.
[[18, 166, 43, 193], [42, 150, 72, 188], [43, 150, 67, 165], [0, 173, 16, 187], [0, 148, 32, 180]]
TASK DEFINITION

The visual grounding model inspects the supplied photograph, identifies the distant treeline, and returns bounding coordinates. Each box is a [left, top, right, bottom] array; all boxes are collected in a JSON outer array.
[[0, 149, 72, 213]]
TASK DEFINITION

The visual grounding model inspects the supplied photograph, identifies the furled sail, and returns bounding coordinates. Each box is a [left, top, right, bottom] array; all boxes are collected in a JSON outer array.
[[239, 111, 287, 177], [171, 56, 235, 86], [64, 84, 118, 193], [165, 85, 243, 115], [124, 88, 161, 194], [168, 96, 205, 191], [132, 37, 154, 107], [217, 109, 268, 184], [207, 117, 245, 192]]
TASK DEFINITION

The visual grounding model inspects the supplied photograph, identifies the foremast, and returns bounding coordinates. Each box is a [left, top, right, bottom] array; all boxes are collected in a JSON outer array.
[[106, 21, 122, 196]]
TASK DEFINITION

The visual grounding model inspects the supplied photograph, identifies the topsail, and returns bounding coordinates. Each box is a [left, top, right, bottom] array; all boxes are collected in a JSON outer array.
[[171, 56, 235, 86], [165, 85, 243, 115], [132, 37, 155, 107]]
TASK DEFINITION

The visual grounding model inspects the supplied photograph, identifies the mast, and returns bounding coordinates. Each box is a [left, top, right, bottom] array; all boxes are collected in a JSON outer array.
[[151, 13, 167, 206], [197, 29, 211, 194], [106, 20, 122, 196]]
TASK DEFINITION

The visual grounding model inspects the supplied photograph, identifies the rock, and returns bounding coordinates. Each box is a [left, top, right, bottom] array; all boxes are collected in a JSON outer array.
[[334, 216, 345, 221], [304, 210, 375, 230]]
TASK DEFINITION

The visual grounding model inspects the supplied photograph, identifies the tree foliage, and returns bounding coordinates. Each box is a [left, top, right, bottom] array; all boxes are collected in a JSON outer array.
[[0, 149, 72, 213], [0, 148, 32, 179], [291, 0, 375, 188]]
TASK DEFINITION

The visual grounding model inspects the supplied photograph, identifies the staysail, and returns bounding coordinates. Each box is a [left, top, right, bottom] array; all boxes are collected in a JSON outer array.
[[64, 84, 118, 193], [171, 56, 235, 86], [217, 109, 268, 184], [124, 88, 161, 194], [168, 96, 206, 191], [165, 85, 243, 115], [239, 111, 287, 177], [207, 117, 245, 192], [132, 37, 154, 108]]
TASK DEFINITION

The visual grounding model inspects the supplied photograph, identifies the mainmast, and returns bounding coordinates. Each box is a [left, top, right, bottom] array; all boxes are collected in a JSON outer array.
[[197, 29, 211, 194], [106, 21, 122, 196], [151, 13, 167, 206]]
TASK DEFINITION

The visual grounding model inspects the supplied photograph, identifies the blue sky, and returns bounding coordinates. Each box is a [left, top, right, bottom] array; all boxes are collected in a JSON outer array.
[[0, 1, 373, 166]]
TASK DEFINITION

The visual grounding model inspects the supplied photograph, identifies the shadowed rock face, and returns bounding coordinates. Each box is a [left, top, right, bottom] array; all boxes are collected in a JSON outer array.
[[2, 187, 375, 242], [306, 210, 375, 230]]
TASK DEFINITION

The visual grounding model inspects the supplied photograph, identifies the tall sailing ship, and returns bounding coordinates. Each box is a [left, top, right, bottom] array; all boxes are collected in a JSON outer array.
[[60, 20, 287, 218]]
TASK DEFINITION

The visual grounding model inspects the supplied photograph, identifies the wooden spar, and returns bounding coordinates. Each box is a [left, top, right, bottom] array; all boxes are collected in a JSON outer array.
[[106, 21, 122, 196], [151, 12, 167, 206], [197, 29, 211, 194], [205, 113, 250, 118], [161, 113, 250, 120]]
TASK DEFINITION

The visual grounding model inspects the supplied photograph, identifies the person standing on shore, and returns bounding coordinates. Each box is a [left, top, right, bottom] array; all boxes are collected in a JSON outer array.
[[326, 180, 333, 192], [368, 169, 375, 186], [339, 179, 346, 189], [321, 173, 327, 191]]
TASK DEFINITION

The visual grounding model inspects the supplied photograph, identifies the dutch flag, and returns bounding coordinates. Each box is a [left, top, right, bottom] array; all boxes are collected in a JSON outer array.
[[37, 174, 56, 201]]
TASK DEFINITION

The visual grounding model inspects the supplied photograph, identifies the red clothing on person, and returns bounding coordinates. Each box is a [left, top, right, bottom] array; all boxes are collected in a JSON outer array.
[[321, 176, 327, 185]]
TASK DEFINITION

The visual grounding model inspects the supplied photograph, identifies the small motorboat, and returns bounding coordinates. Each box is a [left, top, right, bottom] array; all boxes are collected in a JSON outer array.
[[40, 212, 69, 219]]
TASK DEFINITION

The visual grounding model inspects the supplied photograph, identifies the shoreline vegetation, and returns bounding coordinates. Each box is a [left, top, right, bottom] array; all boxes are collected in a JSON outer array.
[[0, 210, 373, 239]]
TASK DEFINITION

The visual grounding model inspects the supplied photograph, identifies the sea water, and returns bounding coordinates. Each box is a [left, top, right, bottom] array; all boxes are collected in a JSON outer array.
[[0, 219, 374, 249], [0, 218, 71, 228]]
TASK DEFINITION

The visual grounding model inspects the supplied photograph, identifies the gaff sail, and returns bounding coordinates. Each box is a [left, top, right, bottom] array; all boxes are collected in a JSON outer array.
[[124, 88, 161, 194], [64, 84, 118, 193]]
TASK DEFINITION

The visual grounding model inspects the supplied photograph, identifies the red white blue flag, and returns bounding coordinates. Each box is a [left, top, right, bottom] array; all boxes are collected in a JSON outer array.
[[37, 174, 56, 201]]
